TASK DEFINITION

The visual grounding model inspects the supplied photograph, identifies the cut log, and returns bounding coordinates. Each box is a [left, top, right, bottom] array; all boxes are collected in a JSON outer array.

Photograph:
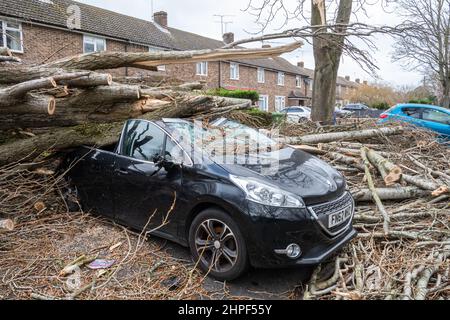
[[353, 187, 431, 202], [62, 73, 113, 88], [0, 77, 57, 107], [0, 219, 14, 231], [365, 148, 402, 186], [286, 127, 405, 145], [0, 94, 56, 116]]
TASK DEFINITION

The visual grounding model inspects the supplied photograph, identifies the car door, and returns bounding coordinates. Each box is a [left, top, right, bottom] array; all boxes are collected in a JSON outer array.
[[421, 108, 450, 136], [69, 147, 116, 218], [112, 120, 184, 235]]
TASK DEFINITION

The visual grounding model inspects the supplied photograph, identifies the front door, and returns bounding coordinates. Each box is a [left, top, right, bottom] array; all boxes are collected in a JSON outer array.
[[112, 120, 183, 234]]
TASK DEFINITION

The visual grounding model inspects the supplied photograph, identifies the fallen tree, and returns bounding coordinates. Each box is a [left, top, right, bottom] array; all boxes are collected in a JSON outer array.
[[0, 42, 300, 164]]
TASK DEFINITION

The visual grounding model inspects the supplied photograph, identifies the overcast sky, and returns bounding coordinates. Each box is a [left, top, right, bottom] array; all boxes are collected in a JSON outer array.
[[76, 0, 423, 87]]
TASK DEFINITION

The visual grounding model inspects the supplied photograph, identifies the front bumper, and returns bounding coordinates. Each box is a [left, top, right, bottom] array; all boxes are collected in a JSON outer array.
[[243, 193, 356, 268]]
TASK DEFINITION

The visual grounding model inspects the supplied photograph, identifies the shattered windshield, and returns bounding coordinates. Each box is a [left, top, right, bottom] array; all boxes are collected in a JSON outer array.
[[165, 119, 282, 165]]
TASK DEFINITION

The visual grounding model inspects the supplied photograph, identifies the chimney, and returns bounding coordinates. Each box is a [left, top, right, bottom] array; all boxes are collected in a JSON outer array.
[[262, 44, 271, 48], [355, 78, 360, 84], [153, 11, 168, 28], [297, 61, 305, 68], [345, 76, 350, 81], [223, 32, 235, 45]]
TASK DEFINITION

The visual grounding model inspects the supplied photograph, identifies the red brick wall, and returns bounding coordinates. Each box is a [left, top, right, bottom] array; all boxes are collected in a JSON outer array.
[[166, 61, 311, 112], [18, 23, 152, 77]]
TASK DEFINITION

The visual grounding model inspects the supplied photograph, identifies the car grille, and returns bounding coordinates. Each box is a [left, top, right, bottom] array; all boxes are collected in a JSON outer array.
[[308, 192, 355, 237]]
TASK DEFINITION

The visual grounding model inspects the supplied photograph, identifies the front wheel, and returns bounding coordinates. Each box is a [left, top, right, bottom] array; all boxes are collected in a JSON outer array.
[[189, 208, 249, 281]]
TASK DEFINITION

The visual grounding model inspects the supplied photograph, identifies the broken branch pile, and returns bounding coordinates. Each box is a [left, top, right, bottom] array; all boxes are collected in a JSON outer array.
[[282, 121, 449, 300]]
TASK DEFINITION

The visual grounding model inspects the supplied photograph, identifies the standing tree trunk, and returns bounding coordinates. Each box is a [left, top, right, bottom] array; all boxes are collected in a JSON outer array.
[[441, 78, 450, 109], [311, 0, 353, 124]]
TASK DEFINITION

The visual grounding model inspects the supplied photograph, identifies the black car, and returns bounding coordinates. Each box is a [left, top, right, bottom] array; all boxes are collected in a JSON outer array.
[[63, 118, 356, 281]]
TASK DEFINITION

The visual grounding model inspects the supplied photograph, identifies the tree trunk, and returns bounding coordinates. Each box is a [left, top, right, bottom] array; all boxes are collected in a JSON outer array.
[[286, 126, 405, 144], [440, 79, 450, 109], [0, 95, 251, 164], [43, 43, 301, 71], [310, 0, 353, 124]]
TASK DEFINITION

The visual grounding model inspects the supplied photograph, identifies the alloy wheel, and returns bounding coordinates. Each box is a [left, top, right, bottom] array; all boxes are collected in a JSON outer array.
[[194, 219, 238, 273]]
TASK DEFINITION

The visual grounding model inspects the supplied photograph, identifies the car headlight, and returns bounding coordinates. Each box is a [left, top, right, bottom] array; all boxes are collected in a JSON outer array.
[[230, 175, 305, 208]]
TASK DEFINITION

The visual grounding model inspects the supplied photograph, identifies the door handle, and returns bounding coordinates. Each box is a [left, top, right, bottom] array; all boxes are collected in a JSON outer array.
[[115, 168, 129, 175]]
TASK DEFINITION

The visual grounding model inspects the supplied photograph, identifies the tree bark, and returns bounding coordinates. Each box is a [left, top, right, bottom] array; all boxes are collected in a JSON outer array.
[[0, 94, 56, 116], [353, 187, 431, 202], [0, 95, 251, 163], [286, 126, 404, 144], [311, 0, 353, 124], [42, 42, 301, 71], [366, 148, 403, 185]]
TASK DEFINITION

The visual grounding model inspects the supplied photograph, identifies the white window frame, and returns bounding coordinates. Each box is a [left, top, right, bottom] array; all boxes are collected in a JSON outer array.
[[83, 35, 106, 53], [296, 75, 302, 88], [230, 62, 240, 80], [257, 67, 265, 83], [0, 20, 23, 53], [196, 61, 208, 76], [258, 94, 269, 112], [275, 96, 286, 111], [277, 72, 285, 86]]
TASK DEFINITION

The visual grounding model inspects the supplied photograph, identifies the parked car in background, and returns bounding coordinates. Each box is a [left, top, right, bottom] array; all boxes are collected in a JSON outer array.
[[62, 118, 356, 281], [343, 103, 383, 118], [379, 104, 450, 138], [342, 103, 370, 112], [279, 106, 311, 123], [335, 107, 353, 118]]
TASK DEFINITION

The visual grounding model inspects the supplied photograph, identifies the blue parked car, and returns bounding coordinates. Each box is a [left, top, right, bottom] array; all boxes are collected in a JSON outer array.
[[379, 104, 450, 138]]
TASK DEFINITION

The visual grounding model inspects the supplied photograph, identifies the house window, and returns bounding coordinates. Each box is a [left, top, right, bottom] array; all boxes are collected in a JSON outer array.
[[0, 20, 23, 52], [275, 96, 286, 111], [257, 68, 265, 83], [83, 35, 106, 53], [230, 63, 239, 80], [296, 75, 302, 88], [277, 72, 285, 86], [258, 95, 269, 112], [196, 62, 208, 76]]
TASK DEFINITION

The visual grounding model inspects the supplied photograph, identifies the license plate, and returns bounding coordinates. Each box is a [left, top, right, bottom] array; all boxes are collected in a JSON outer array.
[[328, 206, 353, 228]]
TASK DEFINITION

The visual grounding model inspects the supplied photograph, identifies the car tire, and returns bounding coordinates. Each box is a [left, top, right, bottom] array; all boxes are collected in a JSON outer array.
[[189, 208, 249, 281]]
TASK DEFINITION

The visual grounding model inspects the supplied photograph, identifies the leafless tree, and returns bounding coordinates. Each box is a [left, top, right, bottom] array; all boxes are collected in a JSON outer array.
[[224, 0, 404, 124], [392, 0, 450, 109]]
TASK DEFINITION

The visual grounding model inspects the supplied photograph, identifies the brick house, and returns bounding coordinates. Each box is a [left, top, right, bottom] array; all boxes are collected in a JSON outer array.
[[0, 0, 359, 112]]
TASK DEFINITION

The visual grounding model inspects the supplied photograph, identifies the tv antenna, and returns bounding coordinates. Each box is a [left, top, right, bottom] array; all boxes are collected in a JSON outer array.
[[214, 14, 235, 35]]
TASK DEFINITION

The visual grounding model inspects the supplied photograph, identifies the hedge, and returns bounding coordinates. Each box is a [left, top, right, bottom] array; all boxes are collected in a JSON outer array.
[[208, 88, 260, 102]]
